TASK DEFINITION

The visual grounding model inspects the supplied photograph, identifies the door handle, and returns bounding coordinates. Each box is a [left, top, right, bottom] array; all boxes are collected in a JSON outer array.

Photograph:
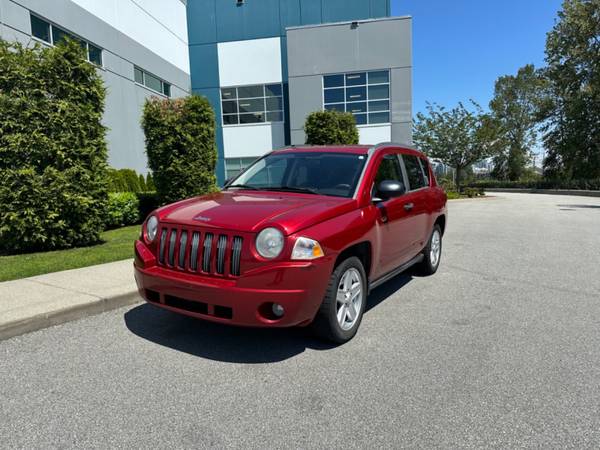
[[403, 202, 414, 211]]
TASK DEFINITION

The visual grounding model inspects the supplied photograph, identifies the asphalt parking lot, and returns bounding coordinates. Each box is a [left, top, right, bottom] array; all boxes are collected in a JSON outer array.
[[1, 193, 599, 449]]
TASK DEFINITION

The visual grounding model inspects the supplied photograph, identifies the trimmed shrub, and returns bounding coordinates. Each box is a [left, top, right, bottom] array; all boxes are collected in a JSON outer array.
[[142, 96, 217, 205], [105, 192, 139, 229], [304, 110, 359, 145], [137, 191, 160, 221], [138, 174, 147, 192], [0, 40, 108, 254], [145, 173, 155, 191]]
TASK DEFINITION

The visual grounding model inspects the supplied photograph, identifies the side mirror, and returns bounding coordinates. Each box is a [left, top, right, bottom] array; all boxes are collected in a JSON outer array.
[[375, 180, 406, 201]]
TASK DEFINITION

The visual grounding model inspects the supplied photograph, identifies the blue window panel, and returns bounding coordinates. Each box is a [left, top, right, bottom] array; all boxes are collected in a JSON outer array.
[[368, 84, 389, 100], [368, 70, 389, 84], [368, 100, 389, 112], [324, 88, 344, 104], [370, 0, 391, 18], [322, 0, 370, 23], [354, 113, 367, 125], [346, 72, 366, 86], [325, 104, 345, 112], [369, 112, 390, 124], [324, 74, 344, 88], [299, 0, 322, 25], [187, 0, 217, 45], [346, 86, 366, 102], [265, 84, 282, 97], [189, 44, 219, 89], [280, 36, 289, 82], [216, 0, 280, 42], [346, 102, 367, 114]]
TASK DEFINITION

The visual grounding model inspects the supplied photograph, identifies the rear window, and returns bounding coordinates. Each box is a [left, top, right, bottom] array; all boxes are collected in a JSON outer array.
[[402, 155, 428, 190]]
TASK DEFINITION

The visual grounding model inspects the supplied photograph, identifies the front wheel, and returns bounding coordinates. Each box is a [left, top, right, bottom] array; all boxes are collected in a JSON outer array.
[[312, 256, 367, 344], [418, 224, 443, 275]]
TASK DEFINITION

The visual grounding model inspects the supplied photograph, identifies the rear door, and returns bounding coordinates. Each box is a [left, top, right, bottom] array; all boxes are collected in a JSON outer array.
[[399, 153, 432, 256]]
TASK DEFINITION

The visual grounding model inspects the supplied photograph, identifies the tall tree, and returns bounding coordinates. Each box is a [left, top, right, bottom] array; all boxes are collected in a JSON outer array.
[[490, 64, 546, 180], [413, 101, 503, 192], [541, 0, 600, 179]]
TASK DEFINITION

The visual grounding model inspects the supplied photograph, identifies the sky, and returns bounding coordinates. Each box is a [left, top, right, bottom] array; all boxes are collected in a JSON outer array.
[[391, 0, 564, 117]]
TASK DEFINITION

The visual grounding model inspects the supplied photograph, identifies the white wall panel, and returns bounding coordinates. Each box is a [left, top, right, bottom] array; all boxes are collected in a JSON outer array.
[[223, 123, 286, 158], [70, 0, 189, 73], [358, 125, 391, 145], [218, 37, 282, 87]]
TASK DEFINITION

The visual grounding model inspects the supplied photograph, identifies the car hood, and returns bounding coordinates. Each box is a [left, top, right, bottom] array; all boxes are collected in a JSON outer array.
[[159, 191, 356, 235]]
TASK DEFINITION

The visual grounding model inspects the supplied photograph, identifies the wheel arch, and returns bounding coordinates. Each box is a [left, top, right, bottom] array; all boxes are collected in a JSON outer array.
[[334, 241, 372, 279]]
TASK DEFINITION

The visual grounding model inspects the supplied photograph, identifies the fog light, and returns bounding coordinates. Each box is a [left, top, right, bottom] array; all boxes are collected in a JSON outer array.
[[272, 303, 284, 318]]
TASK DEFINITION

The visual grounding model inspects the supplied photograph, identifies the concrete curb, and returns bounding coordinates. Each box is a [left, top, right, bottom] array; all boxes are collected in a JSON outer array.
[[0, 290, 141, 342], [483, 188, 600, 198]]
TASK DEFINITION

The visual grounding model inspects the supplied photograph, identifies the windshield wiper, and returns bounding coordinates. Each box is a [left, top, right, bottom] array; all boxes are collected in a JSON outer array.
[[262, 186, 319, 195], [225, 184, 260, 190]]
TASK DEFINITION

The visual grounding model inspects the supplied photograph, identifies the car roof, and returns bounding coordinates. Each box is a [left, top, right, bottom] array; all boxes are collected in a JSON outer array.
[[271, 144, 426, 157]]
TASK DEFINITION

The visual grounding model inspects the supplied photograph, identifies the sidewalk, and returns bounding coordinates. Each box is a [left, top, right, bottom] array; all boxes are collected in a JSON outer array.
[[0, 259, 140, 341]]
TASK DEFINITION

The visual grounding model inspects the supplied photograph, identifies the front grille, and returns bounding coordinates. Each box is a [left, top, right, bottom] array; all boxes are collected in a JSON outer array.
[[157, 225, 244, 277]]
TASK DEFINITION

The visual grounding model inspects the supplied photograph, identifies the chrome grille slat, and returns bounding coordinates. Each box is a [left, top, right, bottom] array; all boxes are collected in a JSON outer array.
[[189, 232, 200, 271], [178, 231, 188, 268], [159, 229, 167, 264], [158, 227, 242, 277], [202, 233, 213, 272], [230, 236, 243, 276], [216, 235, 227, 274], [168, 229, 177, 266]]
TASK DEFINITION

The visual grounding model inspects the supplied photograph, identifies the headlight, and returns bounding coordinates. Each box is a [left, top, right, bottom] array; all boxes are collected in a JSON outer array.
[[145, 215, 158, 243], [291, 237, 324, 260], [255, 227, 284, 259]]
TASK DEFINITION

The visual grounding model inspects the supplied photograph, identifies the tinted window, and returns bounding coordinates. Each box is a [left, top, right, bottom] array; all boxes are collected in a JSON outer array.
[[134, 67, 144, 84], [220, 84, 283, 125], [403, 155, 428, 190], [375, 154, 403, 186], [31, 15, 50, 42], [229, 152, 367, 198], [88, 44, 102, 66]]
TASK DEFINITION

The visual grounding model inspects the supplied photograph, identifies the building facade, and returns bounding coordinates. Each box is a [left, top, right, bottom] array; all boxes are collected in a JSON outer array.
[[187, 0, 412, 183], [0, 0, 190, 173]]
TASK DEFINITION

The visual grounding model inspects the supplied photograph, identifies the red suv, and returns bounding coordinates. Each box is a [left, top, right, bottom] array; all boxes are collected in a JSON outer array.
[[134, 144, 447, 343]]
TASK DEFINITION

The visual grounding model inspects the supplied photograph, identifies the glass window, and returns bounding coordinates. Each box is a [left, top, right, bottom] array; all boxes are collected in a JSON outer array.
[[375, 154, 403, 186], [228, 152, 367, 198], [52, 27, 83, 48], [220, 84, 284, 125], [324, 88, 344, 104], [265, 84, 282, 97], [346, 102, 367, 114], [402, 155, 428, 190], [144, 72, 162, 93], [346, 86, 366, 102], [345, 72, 366, 86], [88, 44, 102, 66], [31, 15, 50, 43], [238, 85, 264, 99], [368, 85, 389, 100], [221, 88, 237, 100], [162, 83, 171, 97], [323, 70, 390, 125], [134, 67, 144, 84], [368, 70, 389, 84], [324, 74, 344, 88]]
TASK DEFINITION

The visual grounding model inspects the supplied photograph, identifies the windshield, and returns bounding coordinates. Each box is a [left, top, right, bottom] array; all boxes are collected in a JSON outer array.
[[226, 152, 367, 198]]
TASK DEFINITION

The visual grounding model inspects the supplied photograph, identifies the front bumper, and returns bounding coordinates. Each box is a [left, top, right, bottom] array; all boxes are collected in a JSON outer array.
[[134, 240, 333, 327]]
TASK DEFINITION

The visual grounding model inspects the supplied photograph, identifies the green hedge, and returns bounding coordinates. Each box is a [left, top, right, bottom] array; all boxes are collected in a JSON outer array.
[[304, 110, 359, 145], [0, 40, 108, 254], [107, 168, 155, 193], [142, 95, 217, 205], [465, 179, 600, 191], [105, 192, 139, 229]]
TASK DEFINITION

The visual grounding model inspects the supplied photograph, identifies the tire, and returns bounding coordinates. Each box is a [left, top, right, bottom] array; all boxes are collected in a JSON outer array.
[[311, 256, 367, 344], [418, 224, 443, 275]]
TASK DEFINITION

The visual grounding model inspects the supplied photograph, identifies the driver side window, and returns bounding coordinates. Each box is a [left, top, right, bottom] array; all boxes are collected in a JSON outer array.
[[373, 154, 403, 196]]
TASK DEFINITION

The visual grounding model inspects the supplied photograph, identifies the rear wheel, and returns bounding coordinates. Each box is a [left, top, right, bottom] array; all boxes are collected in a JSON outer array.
[[312, 256, 367, 344], [418, 224, 442, 275]]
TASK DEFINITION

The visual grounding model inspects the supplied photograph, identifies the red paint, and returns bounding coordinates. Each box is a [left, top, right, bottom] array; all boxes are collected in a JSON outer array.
[[134, 144, 447, 327]]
